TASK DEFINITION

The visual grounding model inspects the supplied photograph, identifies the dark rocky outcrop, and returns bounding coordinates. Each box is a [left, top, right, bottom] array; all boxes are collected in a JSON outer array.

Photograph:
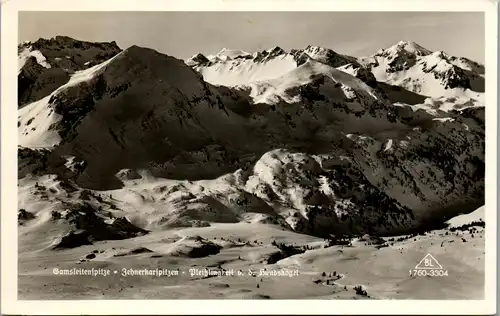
[[18, 209, 35, 224], [186, 242, 222, 258], [114, 247, 154, 257], [51, 202, 148, 248], [53, 230, 93, 249]]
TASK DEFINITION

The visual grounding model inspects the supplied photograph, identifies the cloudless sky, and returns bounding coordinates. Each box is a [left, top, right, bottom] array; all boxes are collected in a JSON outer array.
[[19, 12, 485, 63]]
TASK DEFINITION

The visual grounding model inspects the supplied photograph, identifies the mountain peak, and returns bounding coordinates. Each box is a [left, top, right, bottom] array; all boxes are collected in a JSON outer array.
[[396, 40, 418, 46], [215, 48, 251, 60], [123, 44, 154, 54], [186, 52, 210, 66], [120, 45, 179, 63], [266, 46, 285, 54], [382, 40, 432, 56], [302, 45, 360, 69], [304, 45, 336, 55]]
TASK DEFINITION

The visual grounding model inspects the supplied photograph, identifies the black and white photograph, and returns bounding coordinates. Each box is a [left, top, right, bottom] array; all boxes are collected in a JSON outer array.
[[1, 0, 498, 314]]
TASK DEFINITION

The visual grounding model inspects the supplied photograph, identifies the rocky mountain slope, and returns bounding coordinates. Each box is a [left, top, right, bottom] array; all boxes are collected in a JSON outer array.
[[17, 37, 484, 244], [18, 36, 121, 107]]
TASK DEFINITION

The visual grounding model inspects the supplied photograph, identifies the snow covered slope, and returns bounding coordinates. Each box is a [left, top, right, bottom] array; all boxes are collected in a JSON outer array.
[[239, 60, 381, 105], [188, 47, 298, 86], [446, 206, 484, 227]]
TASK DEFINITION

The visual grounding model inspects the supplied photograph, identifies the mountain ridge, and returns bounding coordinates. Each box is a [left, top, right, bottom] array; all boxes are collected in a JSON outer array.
[[188, 40, 484, 104]]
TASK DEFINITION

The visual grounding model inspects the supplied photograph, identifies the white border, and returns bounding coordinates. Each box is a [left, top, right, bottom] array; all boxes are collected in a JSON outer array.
[[1, 0, 497, 314]]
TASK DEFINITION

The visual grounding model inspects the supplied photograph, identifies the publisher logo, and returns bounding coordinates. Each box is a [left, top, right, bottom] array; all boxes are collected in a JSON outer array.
[[415, 253, 442, 269], [409, 253, 449, 277]]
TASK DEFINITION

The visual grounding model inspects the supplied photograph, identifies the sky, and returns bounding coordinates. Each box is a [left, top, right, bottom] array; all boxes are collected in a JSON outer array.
[[19, 12, 485, 63]]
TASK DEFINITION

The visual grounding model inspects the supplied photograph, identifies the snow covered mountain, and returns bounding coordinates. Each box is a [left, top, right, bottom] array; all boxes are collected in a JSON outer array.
[[187, 45, 377, 89], [359, 41, 484, 102], [17, 37, 484, 243], [189, 41, 484, 108]]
